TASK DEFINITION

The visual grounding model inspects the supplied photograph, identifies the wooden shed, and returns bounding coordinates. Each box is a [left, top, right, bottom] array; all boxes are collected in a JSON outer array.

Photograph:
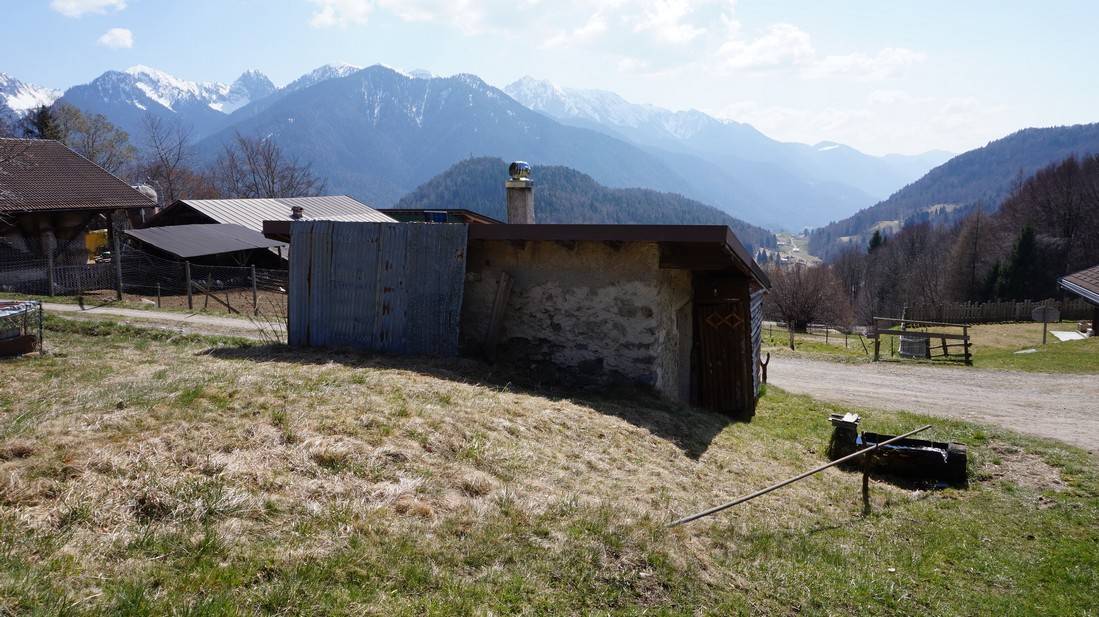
[[268, 219, 771, 418]]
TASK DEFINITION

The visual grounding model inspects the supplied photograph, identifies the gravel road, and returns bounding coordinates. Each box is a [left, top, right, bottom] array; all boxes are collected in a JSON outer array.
[[769, 356, 1098, 452], [28, 301, 281, 340]]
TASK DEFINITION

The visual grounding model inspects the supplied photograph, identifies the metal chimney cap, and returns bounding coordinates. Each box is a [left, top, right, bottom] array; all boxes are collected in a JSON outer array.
[[290, 205, 305, 220], [508, 161, 531, 181]]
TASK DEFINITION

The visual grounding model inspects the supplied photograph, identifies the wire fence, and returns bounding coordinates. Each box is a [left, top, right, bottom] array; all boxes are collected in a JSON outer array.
[[0, 247, 289, 317]]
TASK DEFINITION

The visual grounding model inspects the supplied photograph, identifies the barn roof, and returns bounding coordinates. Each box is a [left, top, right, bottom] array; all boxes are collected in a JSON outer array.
[[125, 223, 286, 259], [1059, 264, 1099, 305], [147, 195, 395, 232], [0, 139, 154, 213]]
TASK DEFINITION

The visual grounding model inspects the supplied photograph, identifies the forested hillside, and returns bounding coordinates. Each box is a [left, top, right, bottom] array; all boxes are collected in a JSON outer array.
[[826, 153, 1099, 323], [396, 157, 777, 252], [810, 123, 1099, 258]]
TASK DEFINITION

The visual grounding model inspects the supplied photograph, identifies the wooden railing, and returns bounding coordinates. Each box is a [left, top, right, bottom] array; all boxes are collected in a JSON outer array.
[[869, 317, 972, 365]]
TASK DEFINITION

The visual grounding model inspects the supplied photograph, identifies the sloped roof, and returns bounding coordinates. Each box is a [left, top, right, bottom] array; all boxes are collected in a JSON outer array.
[[0, 138, 154, 213], [125, 223, 286, 259], [148, 195, 395, 232], [1059, 264, 1099, 305]]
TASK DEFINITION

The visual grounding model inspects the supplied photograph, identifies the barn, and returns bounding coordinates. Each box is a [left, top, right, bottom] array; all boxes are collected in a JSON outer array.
[[265, 166, 770, 417]]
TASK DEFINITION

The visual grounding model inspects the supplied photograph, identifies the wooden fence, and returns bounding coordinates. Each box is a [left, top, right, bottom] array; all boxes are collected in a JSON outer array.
[[906, 298, 1092, 324]]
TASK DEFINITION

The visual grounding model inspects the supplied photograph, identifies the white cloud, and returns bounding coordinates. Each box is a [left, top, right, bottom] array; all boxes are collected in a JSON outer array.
[[719, 23, 815, 70], [309, 0, 497, 33], [715, 21, 923, 80], [96, 27, 133, 49], [50, 0, 126, 17], [631, 0, 705, 44], [713, 92, 1009, 155], [309, 0, 373, 27], [808, 48, 926, 80]]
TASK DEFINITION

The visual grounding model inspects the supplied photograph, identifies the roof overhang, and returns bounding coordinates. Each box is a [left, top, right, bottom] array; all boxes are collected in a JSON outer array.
[[261, 221, 770, 289], [468, 224, 771, 289], [1059, 277, 1099, 306], [125, 223, 287, 259]]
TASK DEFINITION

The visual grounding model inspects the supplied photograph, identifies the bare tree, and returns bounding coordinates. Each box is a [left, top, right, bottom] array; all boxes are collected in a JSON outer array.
[[140, 114, 197, 206], [767, 263, 854, 334], [54, 104, 136, 175], [213, 132, 324, 198]]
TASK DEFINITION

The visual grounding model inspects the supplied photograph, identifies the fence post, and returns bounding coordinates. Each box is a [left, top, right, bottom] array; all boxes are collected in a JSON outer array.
[[185, 261, 193, 310], [112, 226, 123, 301], [45, 251, 55, 297], [156, 282, 161, 308], [251, 265, 258, 316]]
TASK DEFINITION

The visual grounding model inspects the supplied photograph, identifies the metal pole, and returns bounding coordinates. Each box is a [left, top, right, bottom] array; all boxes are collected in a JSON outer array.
[[185, 261, 193, 310], [668, 424, 933, 527], [112, 220, 123, 301], [251, 265, 258, 316]]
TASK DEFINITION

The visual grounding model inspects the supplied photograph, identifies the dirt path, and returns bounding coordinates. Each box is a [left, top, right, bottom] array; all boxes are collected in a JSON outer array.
[[27, 301, 283, 340], [769, 356, 1098, 452]]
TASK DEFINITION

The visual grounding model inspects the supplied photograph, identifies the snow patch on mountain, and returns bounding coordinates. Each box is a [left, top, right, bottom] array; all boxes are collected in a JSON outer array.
[[120, 65, 275, 115], [0, 73, 61, 121], [284, 63, 363, 92], [504, 75, 710, 137]]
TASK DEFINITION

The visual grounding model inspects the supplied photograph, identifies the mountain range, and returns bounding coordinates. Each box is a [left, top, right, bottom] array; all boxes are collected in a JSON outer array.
[[504, 76, 952, 227], [1, 63, 955, 232], [0, 73, 61, 129], [397, 156, 777, 252], [808, 122, 1099, 258]]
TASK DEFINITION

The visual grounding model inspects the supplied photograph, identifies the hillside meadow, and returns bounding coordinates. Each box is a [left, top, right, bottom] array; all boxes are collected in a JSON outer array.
[[0, 318, 1096, 615]]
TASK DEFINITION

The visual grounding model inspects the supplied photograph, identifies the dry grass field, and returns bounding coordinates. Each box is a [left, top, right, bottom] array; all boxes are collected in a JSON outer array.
[[0, 317, 1096, 615]]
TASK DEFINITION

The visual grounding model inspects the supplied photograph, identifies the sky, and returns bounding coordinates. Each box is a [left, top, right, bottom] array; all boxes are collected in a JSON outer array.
[[2, 0, 1098, 156]]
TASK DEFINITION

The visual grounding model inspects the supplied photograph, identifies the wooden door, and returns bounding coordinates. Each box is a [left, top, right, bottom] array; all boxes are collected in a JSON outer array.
[[695, 300, 748, 415]]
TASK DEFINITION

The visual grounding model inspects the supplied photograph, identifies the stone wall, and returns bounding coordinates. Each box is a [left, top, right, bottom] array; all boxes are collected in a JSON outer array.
[[462, 240, 692, 400]]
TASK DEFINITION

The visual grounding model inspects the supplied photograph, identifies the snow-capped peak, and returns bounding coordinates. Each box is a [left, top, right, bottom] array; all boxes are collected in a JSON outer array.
[[0, 73, 61, 115], [115, 65, 275, 114], [283, 63, 363, 93], [504, 75, 663, 129], [123, 65, 231, 111]]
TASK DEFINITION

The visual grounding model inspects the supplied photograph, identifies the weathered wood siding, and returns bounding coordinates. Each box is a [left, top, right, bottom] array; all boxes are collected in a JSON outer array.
[[750, 287, 765, 398], [289, 221, 467, 355]]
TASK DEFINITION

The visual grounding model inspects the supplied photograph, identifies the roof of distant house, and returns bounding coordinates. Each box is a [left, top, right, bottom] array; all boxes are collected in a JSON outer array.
[[1059, 264, 1099, 305], [0, 138, 154, 213], [146, 195, 395, 232], [380, 208, 503, 225], [125, 223, 286, 259]]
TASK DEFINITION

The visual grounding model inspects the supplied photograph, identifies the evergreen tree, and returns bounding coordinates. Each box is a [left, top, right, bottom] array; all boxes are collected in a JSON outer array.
[[980, 261, 1002, 302], [998, 226, 1043, 300], [867, 229, 883, 253], [21, 105, 64, 141]]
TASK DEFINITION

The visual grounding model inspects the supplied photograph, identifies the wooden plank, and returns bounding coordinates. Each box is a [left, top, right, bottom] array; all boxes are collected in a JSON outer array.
[[483, 271, 513, 361], [871, 329, 970, 341]]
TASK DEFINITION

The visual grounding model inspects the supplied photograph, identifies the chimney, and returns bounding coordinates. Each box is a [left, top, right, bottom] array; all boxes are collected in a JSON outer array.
[[505, 161, 534, 224], [290, 205, 304, 220]]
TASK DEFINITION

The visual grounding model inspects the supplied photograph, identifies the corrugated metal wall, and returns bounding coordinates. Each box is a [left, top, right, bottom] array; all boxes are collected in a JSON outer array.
[[289, 221, 467, 355], [750, 288, 765, 398]]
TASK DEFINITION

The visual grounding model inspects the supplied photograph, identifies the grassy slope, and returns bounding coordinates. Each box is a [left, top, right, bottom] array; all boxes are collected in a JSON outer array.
[[0, 318, 1096, 615]]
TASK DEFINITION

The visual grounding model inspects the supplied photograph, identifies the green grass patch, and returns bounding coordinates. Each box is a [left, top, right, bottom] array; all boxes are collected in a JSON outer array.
[[0, 328, 1096, 615]]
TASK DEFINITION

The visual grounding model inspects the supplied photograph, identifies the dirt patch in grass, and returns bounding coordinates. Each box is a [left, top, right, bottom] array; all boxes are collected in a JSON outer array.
[[983, 442, 1066, 493]]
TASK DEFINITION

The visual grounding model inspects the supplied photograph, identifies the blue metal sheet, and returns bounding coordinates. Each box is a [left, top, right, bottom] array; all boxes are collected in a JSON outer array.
[[288, 221, 467, 355]]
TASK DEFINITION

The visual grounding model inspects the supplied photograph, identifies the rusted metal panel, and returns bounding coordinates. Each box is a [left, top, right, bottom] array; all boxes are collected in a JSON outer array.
[[288, 221, 466, 355]]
